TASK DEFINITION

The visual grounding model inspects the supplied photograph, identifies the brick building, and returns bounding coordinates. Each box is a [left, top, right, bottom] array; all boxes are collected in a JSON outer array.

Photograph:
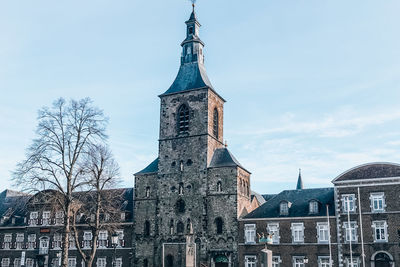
[[0, 188, 134, 267]]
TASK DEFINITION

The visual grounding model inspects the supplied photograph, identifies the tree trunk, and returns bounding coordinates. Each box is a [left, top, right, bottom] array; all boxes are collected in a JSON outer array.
[[61, 204, 71, 267]]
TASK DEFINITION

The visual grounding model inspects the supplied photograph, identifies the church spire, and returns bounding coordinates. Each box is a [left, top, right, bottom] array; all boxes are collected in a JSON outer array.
[[161, 4, 214, 96], [296, 168, 304, 190]]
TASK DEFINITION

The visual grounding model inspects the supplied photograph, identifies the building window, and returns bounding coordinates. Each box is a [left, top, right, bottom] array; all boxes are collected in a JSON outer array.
[[176, 199, 186, 213], [280, 201, 289, 215], [42, 211, 51, 225], [272, 256, 281, 267], [244, 256, 256, 267], [69, 235, 76, 249], [372, 220, 388, 242], [3, 234, 12, 249], [14, 258, 21, 267], [215, 217, 223, 234], [291, 223, 304, 243], [343, 221, 357, 242], [145, 187, 150, 198], [16, 233, 24, 249], [116, 230, 124, 247], [267, 223, 280, 244], [1, 258, 10, 267], [317, 222, 329, 243], [26, 259, 34, 267], [55, 211, 64, 225], [120, 212, 126, 221], [342, 194, 356, 213], [318, 257, 331, 267], [309, 200, 319, 214], [345, 257, 359, 267], [98, 230, 108, 248], [244, 224, 256, 244], [96, 258, 106, 267], [39, 237, 49, 254], [370, 192, 385, 212], [115, 258, 122, 267], [53, 233, 62, 249], [144, 221, 151, 237], [27, 234, 36, 249], [166, 254, 174, 267], [178, 104, 190, 134], [67, 258, 76, 267], [143, 259, 148, 267], [213, 108, 219, 138], [29, 211, 38, 226], [217, 181, 222, 192], [293, 256, 305, 267], [83, 231, 92, 248]]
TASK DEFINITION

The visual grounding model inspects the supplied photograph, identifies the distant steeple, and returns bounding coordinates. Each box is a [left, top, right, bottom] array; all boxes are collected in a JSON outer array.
[[161, 4, 214, 96], [296, 168, 304, 190]]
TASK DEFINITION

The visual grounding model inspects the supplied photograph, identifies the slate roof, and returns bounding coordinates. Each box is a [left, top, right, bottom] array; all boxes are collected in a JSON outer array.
[[245, 187, 335, 219], [161, 62, 213, 96], [333, 162, 400, 183], [251, 191, 266, 206], [209, 148, 249, 172], [136, 158, 159, 175], [261, 194, 277, 202]]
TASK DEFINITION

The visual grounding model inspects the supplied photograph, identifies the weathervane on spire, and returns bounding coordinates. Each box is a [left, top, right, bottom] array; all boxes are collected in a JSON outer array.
[[190, 0, 197, 11]]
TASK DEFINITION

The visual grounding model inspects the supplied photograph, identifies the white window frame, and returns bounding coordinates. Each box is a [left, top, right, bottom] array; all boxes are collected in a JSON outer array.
[[27, 234, 36, 249], [16, 233, 24, 250], [267, 223, 280, 244], [317, 222, 329, 244], [96, 257, 107, 267], [53, 233, 62, 249], [244, 224, 256, 244], [343, 221, 358, 243], [291, 223, 304, 243], [98, 230, 108, 248], [83, 231, 92, 248], [345, 257, 360, 267], [372, 220, 388, 242], [292, 256, 305, 267], [318, 256, 332, 267], [55, 211, 64, 225], [244, 255, 256, 267], [370, 192, 385, 212], [29, 212, 38, 226], [14, 258, 21, 267], [280, 202, 289, 215], [272, 256, 281, 267], [1, 258, 10, 267], [342, 194, 356, 213], [67, 258, 76, 267], [3, 234, 12, 249], [309, 200, 319, 214], [115, 258, 122, 267], [116, 230, 124, 247], [42, 211, 51, 226], [26, 258, 34, 267], [69, 234, 76, 249]]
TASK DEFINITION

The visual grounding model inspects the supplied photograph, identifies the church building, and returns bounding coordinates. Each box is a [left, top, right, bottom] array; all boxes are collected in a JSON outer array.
[[133, 5, 253, 267]]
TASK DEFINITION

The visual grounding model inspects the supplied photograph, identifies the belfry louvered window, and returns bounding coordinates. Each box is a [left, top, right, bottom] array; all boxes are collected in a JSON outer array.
[[178, 105, 189, 134], [213, 108, 219, 138]]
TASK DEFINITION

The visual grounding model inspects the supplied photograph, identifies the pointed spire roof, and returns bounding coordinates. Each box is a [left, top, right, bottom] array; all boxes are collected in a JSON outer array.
[[296, 168, 304, 190], [160, 4, 216, 97]]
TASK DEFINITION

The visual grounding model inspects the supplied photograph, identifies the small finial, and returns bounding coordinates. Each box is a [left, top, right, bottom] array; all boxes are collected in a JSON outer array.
[[190, 0, 197, 11], [224, 141, 228, 148]]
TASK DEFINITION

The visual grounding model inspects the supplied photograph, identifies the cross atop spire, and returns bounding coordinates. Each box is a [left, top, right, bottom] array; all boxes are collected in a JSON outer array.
[[296, 168, 304, 190]]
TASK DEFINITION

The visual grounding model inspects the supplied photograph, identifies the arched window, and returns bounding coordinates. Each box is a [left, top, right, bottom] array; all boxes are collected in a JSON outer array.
[[176, 199, 186, 213], [169, 219, 174, 235], [143, 259, 148, 267], [215, 217, 223, 234], [178, 105, 190, 134], [177, 221, 184, 234], [166, 255, 174, 267], [145, 187, 150, 198], [144, 221, 150, 237], [178, 183, 184, 195], [217, 181, 222, 192], [186, 218, 192, 234], [213, 108, 219, 138]]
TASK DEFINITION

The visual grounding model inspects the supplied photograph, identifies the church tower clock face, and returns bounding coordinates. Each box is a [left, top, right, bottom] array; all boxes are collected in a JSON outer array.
[[133, 5, 252, 267]]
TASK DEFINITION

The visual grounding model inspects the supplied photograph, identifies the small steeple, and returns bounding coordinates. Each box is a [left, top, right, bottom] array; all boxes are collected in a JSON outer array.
[[296, 168, 304, 190]]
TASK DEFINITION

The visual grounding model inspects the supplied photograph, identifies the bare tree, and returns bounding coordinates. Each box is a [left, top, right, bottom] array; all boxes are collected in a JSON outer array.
[[13, 98, 108, 267], [71, 144, 121, 267]]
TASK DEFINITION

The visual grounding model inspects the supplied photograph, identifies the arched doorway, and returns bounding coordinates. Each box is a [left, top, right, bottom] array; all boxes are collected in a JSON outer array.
[[375, 252, 391, 267], [214, 255, 228, 267], [165, 254, 174, 267]]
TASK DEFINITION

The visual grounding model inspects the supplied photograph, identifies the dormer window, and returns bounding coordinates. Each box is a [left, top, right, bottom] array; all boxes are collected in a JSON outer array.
[[309, 200, 319, 214], [178, 104, 189, 134], [280, 201, 289, 215]]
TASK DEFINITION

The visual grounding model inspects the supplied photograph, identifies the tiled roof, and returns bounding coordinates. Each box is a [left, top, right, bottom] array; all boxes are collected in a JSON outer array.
[[245, 187, 335, 219], [333, 162, 400, 183], [136, 158, 159, 175], [261, 194, 277, 202]]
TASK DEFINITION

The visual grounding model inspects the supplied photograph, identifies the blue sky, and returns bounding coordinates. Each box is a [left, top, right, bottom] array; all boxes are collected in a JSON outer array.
[[1, 0, 400, 194]]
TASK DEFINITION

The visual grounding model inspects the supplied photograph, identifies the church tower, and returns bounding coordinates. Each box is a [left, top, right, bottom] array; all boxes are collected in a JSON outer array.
[[133, 6, 252, 267]]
